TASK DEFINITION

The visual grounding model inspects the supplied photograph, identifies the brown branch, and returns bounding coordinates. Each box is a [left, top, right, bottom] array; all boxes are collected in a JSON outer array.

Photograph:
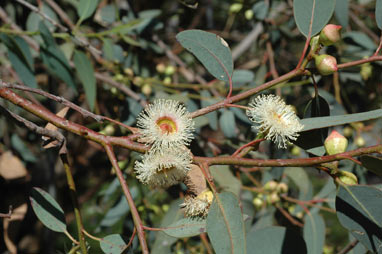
[[275, 204, 304, 227], [337, 239, 359, 254], [0, 206, 12, 219], [103, 145, 148, 254]]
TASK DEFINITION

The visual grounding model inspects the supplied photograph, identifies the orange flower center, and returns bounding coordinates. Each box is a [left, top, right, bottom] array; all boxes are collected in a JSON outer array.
[[156, 117, 177, 134]]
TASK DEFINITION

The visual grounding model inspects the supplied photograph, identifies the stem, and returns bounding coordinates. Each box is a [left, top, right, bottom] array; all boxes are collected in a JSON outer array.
[[61, 154, 87, 254], [232, 138, 265, 157], [103, 145, 149, 254]]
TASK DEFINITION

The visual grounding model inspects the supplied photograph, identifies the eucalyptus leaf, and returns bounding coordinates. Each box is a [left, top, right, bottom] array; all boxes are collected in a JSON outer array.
[[336, 184, 382, 253], [163, 217, 206, 238], [207, 192, 246, 254], [73, 50, 97, 111], [360, 155, 382, 177], [335, 0, 349, 28], [293, 0, 336, 37], [376, 0, 382, 30], [100, 234, 128, 254], [30, 187, 67, 233], [77, 0, 99, 24], [219, 110, 236, 138], [303, 212, 325, 254], [176, 30, 233, 82]]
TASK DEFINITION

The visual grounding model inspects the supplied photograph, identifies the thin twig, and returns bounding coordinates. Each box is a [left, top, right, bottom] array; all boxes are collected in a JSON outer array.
[[103, 145, 148, 254], [275, 204, 304, 227], [337, 239, 359, 254]]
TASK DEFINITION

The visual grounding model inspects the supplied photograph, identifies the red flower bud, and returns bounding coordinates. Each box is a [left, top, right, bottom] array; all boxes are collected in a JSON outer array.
[[324, 130, 348, 155], [314, 54, 338, 75], [319, 24, 342, 46]]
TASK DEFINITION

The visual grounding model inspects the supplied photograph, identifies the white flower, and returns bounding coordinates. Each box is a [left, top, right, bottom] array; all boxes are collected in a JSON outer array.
[[134, 147, 192, 188], [136, 99, 195, 151], [180, 190, 213, 218], [246, 94, 304, 149]]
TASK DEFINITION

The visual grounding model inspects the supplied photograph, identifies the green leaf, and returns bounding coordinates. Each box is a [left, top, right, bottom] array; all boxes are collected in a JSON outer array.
[[376, 0, 382, 30], [301, 108, 382, 131], [219, 110, 236, 138], [77, 0, 99, 24], [210, 165, 241, 196], [335, 0, 349, 28], [200, 90, 219, 131], [176, 30, 233, 82], [73, 50, 97, 111], [303, 212, 325, 254], [163, 217, 206, 238], [39, 22, 76, 91], [252, 1, 269, 20], [285, 167, 313, 214], [100, 234, 128, 254], [344, 32, 376, 51], [0, 34, 37, 88], [336, 184, 382, 253], [30, 187, 66, 233], [360, 155, 382, 177], [152, 199, 183, 254], [293, 0, 336, 37], [206, 192, 246, 254], [246, 226, 307, 254], [99, 196, 130, 227], [296, 95, 330, 151], [232, 70, 255, 87]]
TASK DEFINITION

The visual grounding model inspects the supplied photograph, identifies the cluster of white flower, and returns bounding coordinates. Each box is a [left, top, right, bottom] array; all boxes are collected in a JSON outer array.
[[180, 190, 213, 218], [246, 94, 304, 149], [134, 99, 195, 188]]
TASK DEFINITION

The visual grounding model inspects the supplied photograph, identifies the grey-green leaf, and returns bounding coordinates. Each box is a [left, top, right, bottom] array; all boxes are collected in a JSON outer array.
[[30, 187, 66, 233], [301, 108, 382, 131], [176, 30, 233, 82], [360, 155, 382, 177], [206, 192, 246, 254], [73, 50, 97, 111], [210, 165, 241, 196], [220, 110, 236, 138], [77, 0, 99, 24], [163, 217, 206, 238], [303, 212, 325, 254], [100, 234, 128, 254], [335, 0, 349, 28], [336, 184, 382, 253], [246, 226, 307, 254], [293, 0, 336, 37], [377, 0, 382, 30]]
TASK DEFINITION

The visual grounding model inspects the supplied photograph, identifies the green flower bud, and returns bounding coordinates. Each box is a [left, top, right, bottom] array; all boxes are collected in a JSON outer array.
[[315, 54, 338, 75], [324, 130, 348, 155], [319, 24, 342, 46], [252, 197, 263, 209], [267, 192, 280, 204], [343, 126, 353, 137], [355, 136, 365, 147], [133, 76, 143, 86], [163, 76, 172, 85], [156, 63, 166, 73], [142, 84, 152, 96], [264, 180, 278, 192], [360, 62, 372, 81], [277, 182, 288, 194], [337, 170, 358, 185], [164, 65, 176, 76], [229, 3, 243, 13], [245, 9, 254, 20]]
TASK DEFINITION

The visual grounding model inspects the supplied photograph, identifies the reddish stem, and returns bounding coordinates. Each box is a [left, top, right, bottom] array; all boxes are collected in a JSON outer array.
[[232, 138, 265, 157]]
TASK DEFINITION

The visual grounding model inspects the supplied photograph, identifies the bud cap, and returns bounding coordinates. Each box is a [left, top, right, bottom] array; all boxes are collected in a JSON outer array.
[[315, 54, 338, 76], [324, 130, 348, 155], [319, 24, 342, 46]]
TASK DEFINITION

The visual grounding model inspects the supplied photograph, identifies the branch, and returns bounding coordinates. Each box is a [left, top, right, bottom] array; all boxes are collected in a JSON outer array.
[[103, 145, 148, 254]]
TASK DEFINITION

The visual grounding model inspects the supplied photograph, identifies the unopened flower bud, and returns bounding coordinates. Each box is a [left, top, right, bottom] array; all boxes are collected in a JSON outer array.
[[264, 180, 278, 192], [267, 192, 280, 204], [164, 65, 176, 76], [133, 76, 143, 86], [337, 170, 358, 185], [245, 9, 254, 20], [142, 84, 152, 96], [156, 63, 166, 73], [343, 126, 353, 137], [319, 24, 342, 46], [252, 197, 263, 209], [355, 136, 365, 147], [315, 54, 338, 75], [277, 182, 288, 193], [163, 77, 172, 85], [324, 130, 348, 155], [360, 62, 372, 81], [229, 3, 243, 13]]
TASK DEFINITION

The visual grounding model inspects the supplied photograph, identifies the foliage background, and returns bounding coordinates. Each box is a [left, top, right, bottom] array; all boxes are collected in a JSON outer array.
[[0, 0, 381, 253]]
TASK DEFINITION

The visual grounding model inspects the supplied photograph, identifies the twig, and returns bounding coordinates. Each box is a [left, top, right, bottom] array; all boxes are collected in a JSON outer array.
[[103, 145, 148, 254], [0, 104, 65, 148], [275, 204, 304, 227], [349, 10, 379, 43], [94, 73, 147, 107], [232, 138, 265, 157], [15, 0, 68, 31], [231, 23, 263, 61], [60, 153, 87, 254], [337, 239, 359, 254]]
